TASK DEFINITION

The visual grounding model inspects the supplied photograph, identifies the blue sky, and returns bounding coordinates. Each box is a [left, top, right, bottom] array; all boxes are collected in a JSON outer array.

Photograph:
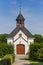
[[0, 0, 43, 35]]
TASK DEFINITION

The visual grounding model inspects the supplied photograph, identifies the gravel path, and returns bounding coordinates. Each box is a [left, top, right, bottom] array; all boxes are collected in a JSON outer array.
[[12, 55, 30, 65]]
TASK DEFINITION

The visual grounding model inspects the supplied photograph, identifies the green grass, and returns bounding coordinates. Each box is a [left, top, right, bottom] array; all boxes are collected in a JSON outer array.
[[30, 60, 43, 65], [25, 55, 43, 65]]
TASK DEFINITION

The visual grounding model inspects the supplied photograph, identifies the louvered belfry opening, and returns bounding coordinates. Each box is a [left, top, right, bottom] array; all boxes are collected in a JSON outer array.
[[16, 12, 25, 27]]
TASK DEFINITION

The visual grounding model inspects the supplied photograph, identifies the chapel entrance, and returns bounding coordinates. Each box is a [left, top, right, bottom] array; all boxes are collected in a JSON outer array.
[[16, 44, 25, 54]]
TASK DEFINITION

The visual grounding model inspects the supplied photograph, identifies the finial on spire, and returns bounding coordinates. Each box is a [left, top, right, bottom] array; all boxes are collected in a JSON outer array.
[[19, 0, 22, 14], [19, 4, 21, 14]]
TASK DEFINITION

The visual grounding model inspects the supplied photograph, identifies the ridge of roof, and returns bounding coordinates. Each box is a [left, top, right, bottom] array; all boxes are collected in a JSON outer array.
[[7, 26, 34, 38]]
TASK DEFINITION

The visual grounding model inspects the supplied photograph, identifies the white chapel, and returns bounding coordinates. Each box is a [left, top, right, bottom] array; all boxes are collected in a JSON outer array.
[[7, 12, 34, 55]]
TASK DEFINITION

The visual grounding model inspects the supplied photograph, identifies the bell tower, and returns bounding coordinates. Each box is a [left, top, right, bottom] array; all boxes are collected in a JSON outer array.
[[16, 1, 25, 27], [16, 12, 25, 27]]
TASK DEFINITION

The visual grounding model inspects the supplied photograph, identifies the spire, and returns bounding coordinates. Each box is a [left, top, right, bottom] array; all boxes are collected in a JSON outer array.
[[19, 2, 21, 14], [16, 13, 25, 27], [16, 1, 25, 27], [19, 0, 22, 14]]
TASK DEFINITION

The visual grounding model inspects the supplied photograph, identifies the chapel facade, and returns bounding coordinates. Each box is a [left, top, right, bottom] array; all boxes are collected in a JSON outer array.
[[7, 12, 34, 55]]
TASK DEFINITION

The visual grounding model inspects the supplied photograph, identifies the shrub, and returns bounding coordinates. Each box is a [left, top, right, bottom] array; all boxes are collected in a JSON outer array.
[[34, 34, 43, 43], [29, 43, 43, 61], [0, 44, 14, 58], [0, 59, 11, 65], [0, 34, 8, 43], [29, 43, 41, 60], [2, 54, 15, 64], [37, 48, 43, 61]]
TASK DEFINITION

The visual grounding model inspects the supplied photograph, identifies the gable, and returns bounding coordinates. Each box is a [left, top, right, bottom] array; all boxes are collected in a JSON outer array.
[[7, 26, 34, 38], [13, 30, 27, 41]]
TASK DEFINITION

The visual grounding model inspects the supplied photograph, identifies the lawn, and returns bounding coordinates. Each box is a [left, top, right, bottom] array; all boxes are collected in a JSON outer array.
[[25, 55, 43, 65], [30, 60, 43, 65]]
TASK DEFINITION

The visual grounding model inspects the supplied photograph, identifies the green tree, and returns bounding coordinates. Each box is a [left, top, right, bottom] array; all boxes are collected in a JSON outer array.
[[34, 34, 43, 43], [0, 34, 8, 43], [37, 48, 43, 61]]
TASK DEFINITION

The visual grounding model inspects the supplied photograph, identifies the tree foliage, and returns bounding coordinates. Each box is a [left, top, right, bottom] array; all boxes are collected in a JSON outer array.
[[0, 44, 14, 58], [29, 43, 43, 61], [0, 34, 8, 43], [37, 48, 43, 61], [34, 34, 43, 43]]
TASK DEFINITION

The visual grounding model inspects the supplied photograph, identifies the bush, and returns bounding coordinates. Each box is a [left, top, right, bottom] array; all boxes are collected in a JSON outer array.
[[29, 43, 43, 61], [29, 43, 41, 60], [0, 44, 14, 58], [37, 48, 43, 61], [0, 59, 11, 65], [0, 34, 8, 43], [2, 54, 15, 64], [34, 34, 43, 43]]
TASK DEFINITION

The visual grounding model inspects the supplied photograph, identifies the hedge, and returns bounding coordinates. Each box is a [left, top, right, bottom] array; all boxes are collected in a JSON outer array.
[[37, 48, 43, 61], [2, 54, 15, 65], [29, 43, 43, 61], [0, 34, 8, 43], [0, 43, 14, 58], [0, 59, 11, 65]]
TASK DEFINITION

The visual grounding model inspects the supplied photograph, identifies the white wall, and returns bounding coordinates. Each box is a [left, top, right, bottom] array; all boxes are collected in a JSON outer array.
[[7, 30, 34, 55], [28, 38, 34, 44], [14, 38, 29, 55], [7, 38, 13, 44], [13, 30, 27, 41]]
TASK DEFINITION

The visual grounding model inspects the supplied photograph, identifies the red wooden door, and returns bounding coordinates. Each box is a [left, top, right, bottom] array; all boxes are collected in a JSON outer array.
[[16, 44, 25, 54]]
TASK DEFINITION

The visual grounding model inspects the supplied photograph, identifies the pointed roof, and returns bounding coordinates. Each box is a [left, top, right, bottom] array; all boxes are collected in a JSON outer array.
[[7, 26, 34, 38], [16, 13, 25, 21], [7, 12, 34, 39]]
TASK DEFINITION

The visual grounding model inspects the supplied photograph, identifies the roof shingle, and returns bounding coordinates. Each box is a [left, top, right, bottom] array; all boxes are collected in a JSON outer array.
[[7, 26, 34, 38]]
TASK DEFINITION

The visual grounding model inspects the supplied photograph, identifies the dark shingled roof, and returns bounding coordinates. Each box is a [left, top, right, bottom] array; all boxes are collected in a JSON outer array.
[[16, 13, 25, 21], [7, 26, 34, 38]]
